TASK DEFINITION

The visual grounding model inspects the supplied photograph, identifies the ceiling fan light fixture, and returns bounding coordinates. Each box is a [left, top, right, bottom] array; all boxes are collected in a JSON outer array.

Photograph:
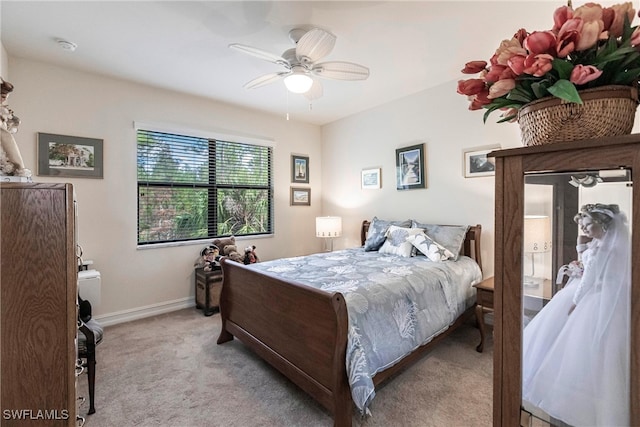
[[284, 72, 313, 94], [231, 27, 368, 99]]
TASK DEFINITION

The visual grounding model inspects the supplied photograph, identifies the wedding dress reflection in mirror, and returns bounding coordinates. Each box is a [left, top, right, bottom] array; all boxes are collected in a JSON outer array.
[[522, 203, 630, 426]]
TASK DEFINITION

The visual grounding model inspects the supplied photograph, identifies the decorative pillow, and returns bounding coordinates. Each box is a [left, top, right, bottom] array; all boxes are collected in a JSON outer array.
[[363, 217, 411, 251], [407, 232, 456, 262], [411, 221, 469, 260], [378, 225, 424, 257]]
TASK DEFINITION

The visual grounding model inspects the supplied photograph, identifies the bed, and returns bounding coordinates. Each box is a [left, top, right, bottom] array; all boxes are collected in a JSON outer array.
[[217, 220, 483, 426]]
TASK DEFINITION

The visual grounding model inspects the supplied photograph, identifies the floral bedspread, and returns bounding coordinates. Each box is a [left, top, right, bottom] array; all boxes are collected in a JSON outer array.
[[248, 248, 482, 414]]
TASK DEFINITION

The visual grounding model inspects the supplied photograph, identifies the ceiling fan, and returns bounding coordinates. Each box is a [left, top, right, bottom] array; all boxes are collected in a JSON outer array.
[[229, 27, 370, 100]]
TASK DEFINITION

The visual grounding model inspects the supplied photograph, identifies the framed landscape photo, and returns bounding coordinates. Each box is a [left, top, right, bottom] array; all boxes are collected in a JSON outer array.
[[291, 154, 309, 183], [361, 168, 381, 189], [290, 187, 311, 206], [396, 143, 425, 190], [37, 133, 104, 178], [463, 145, 499, 178]]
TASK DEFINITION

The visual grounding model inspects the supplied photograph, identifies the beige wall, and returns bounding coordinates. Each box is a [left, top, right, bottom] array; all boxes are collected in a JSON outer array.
[[321, 80, 524, 279], [7, 53, 558, 323], [0, 2, 4, 78], [0, 44, 7, 79], [319, 80, 640, 278], [8, 57, 323, 323]]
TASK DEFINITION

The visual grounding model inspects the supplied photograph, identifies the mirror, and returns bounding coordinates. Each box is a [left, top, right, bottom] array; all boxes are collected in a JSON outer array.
[[521, 169, 632, 426]]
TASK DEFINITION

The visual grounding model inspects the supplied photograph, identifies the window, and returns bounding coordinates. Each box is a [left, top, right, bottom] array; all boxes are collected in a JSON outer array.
[[137, 129, 273, 245]]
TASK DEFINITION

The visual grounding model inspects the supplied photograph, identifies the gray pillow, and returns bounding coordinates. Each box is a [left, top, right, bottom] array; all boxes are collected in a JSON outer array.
[[364, 217, 411, 251], [411, 220, 469, 260]]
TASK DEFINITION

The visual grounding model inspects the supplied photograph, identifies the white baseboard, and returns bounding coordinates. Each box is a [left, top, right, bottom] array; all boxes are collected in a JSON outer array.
[[95, 297, 195, 327]]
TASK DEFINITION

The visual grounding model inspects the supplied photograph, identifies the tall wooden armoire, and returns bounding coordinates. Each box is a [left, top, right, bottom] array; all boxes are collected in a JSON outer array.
[[1, 183, 78, 426], [492, 134, 640, 427]]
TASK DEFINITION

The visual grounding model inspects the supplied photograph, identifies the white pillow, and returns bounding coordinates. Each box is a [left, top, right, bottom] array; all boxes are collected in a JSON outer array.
[[411, 221, 469, 260], [379, 225, 424, 257], [407, 232, 456, 262]]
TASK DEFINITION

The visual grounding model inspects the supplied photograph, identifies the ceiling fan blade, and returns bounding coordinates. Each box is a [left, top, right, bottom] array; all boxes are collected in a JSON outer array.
[[304, 79, 323, 101], [229, 43, 289, 67], [243, 72, 289, 89], [311, 61, 370, 80], [295, 28, 336, 64]]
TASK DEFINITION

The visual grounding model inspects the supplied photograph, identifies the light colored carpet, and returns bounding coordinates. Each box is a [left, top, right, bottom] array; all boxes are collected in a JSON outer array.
[[78, 308, 493, 427]]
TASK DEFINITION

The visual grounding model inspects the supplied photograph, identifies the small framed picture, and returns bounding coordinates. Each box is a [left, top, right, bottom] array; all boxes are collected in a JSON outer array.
[[396, 143, 425, 190], [291, 154, 309, 183], [290, 187, 311, 206], [37, 133, 104, 178], [463, 145, 500, 178], [361, 168, 381, 189]]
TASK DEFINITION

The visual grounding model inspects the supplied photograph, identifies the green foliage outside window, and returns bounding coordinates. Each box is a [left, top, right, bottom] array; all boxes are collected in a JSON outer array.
[[137, 130, 272, 245]]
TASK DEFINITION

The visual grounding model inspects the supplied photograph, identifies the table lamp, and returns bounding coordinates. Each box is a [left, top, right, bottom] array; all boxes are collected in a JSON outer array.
[[316, 216, 342, 252], [523, 215, 551, 288]]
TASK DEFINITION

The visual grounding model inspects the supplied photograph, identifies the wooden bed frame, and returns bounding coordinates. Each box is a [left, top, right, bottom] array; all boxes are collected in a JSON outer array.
[[217, 221, 482, 426]]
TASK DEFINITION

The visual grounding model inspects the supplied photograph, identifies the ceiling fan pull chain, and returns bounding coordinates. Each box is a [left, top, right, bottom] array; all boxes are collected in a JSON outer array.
[[286, 89, 290, 121]]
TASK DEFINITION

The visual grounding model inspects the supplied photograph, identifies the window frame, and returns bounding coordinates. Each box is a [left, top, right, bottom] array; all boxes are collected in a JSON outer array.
[[136, 125, 274, 247]]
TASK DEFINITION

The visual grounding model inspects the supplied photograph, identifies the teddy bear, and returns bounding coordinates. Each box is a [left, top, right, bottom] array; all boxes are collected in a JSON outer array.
[[222, 244, 244, 263], [243, 245, 259, 265], [211, 236, 244, 264]]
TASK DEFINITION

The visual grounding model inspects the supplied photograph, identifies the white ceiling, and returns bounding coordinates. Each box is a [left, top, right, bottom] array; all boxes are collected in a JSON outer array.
[[2, 1, 577, 125]]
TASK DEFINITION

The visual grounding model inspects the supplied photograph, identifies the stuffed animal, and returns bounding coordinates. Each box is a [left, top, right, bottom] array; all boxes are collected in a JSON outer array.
[[222, 244, 244, 264], [212, 236, 235, 250], [209, 245, 221, 262], [204, 245, 222, 271], [244, 245, 259, 265], [211, 236, 244, 263], [193, 248, 207, 269], [194, 245, 221, 271]]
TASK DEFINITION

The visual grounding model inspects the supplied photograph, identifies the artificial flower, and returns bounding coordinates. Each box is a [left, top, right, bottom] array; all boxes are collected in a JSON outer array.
[[458, 0, 640, 123], [488, 79, 516, 98], [457, 79, 486, 96], [524, 31, 557, 55], [570, 64, 603, 84], [462, 61, 488, 74]]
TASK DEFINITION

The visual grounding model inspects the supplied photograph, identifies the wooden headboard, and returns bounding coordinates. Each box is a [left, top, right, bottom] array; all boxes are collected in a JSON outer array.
[[360, 220, 482, 273]]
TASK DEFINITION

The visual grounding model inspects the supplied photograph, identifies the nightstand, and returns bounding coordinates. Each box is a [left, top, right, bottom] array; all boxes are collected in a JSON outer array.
[[195, 267, 223, 316], [473, 276, 494, 353]]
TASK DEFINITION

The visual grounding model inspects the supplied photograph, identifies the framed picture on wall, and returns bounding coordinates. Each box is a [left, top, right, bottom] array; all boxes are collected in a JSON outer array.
[[290, 187, 311, 206], [291, 154, 309, 183], [396, 143, 425, 190], [361, 168, 381, 189], [37, 132, 104, 178], [463, 145, 500, 178]]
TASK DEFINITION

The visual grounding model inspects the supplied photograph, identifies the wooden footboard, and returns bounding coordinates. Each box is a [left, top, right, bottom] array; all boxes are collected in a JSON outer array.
[[217, 258, 353, 425]]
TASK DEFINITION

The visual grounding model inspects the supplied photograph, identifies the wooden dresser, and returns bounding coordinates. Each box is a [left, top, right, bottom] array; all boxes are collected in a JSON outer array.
[[1, 183, 78, 426]]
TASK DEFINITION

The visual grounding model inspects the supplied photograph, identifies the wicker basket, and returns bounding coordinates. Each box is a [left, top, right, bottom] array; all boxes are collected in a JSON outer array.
[[517, 85, 639, 146]]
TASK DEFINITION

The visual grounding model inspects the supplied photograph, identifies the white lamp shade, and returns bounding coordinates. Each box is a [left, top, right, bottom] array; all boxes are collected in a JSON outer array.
[[316, 216, 342, 238], [524, 215, 552, 253], [284, 73, 313, 93]]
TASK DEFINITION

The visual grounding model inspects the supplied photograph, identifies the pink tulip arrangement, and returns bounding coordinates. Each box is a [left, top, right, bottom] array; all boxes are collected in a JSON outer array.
[[458, 1, 640, 123]]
